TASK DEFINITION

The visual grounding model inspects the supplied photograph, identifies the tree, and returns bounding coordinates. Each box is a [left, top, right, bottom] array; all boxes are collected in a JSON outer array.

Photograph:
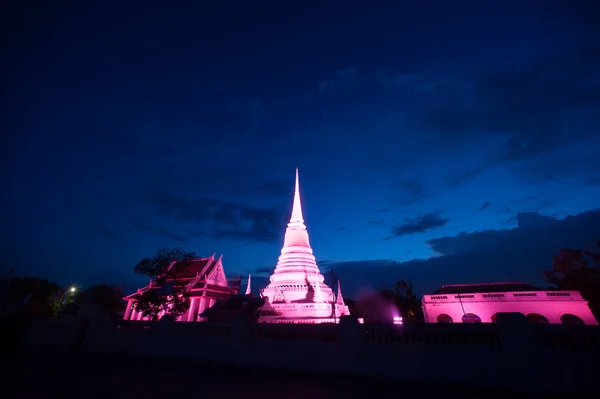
[[132, 248, 197, 321], [6, 277, 61, 319], [134, 290, 190, 321], [544, 241, 600, 321], [377, 279, 424, 322], [52, 286, 78, 317], [72, 284, 125, 318], [134, 247, 197, 279]]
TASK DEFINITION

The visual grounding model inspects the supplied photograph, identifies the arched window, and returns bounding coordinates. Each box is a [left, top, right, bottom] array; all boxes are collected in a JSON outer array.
[[437, 313, 453, 323], [491, 313, 498, 323], [461, 313, 482, 323], [560, 314, 585, 325], [525, 313, 550, 324]]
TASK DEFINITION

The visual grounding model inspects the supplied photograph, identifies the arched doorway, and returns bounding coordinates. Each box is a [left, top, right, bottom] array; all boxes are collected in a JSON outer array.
[[461, 313, 482, 323], [560, 314, 585, 325], [525, 313, 549, 324], [491, 313, 498, 323], [437, 313, 453, 323]]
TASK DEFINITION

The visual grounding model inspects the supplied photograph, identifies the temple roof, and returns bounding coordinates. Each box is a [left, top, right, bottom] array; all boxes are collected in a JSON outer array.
[[164, 258, 213, 279], [124, 255, 239, 300], [431, 282, 543, 295]]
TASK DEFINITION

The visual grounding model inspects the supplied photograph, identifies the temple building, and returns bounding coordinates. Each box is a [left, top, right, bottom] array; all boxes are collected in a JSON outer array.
[[258, 169, 350, 323], [422, 282, 598, 325], [123, 254, 240, 322]]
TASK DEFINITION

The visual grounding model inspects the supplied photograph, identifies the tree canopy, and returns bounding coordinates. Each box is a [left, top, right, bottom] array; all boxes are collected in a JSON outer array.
[[545, 241, 600, 321], [72, 284, 125, 318], [379, 280, 424, 322], [350, 279, 424, 323], [134, 290, 190, 321], [6, 277, 61, 319], [133, 247, 197, 279]]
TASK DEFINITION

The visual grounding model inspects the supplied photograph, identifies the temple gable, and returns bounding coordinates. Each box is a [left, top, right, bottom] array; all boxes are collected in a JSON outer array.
[[206, 259, 228, 286]]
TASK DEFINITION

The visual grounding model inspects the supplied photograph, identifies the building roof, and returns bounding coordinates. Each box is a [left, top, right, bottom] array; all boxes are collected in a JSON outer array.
[[164, 258, 213, 279], [123, 255, 239, 300], [431, 282, 543, 295]]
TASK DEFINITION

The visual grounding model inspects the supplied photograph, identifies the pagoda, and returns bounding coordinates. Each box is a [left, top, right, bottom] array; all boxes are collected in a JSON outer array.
[[259, 169, 350, 323]]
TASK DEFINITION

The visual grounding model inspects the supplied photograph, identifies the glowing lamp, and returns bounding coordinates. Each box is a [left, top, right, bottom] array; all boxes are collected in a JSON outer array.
[[69, 287, 77, 293], [393, 316, 403, 325]]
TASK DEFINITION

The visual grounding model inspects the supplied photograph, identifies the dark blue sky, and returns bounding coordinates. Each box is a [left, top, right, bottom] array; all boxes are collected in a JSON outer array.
[[3, 1, 600, 296]]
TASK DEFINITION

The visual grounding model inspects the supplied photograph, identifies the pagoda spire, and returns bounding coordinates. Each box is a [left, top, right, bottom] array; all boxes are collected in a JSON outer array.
[[289, 168, 304, 225], [335, 280, 345, 305], [245, 274, 252, 295]]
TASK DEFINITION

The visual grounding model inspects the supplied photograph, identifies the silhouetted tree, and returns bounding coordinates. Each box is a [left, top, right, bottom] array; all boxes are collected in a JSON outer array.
[[134, 290, 190, 321], [379, 279, 424, 322], [6, 277, 61, 319], [72, 284, 125, 318], [134, 247, 197, 279], [544, 241, 600, 321], [0, 277, 62, 348], [132, 248, 196, 320], [53, 287, 79, 317]]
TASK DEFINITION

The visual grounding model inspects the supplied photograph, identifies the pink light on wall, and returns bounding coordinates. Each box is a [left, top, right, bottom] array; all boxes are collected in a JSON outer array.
[[422, 286, 598, 325]]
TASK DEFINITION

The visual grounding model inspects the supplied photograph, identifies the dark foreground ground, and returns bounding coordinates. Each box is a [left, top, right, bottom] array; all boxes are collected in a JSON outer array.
[[4, 350, 555, 399]]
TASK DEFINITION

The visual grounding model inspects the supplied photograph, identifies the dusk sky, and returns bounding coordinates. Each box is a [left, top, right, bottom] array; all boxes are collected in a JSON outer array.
[[3, 1, 600, 297]]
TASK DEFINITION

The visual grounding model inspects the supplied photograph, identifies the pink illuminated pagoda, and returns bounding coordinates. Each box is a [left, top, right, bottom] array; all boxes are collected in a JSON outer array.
[[259, 169, 350, 323]]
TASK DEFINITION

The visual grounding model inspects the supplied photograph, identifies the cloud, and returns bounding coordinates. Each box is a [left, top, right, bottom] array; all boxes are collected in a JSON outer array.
[[384, 211, 449, 239], [146, 193, 285, 243], [367, 217, 385, 226], [323, 209, 600, 297], [445, 165, 486, 188], [586, 175, 600, 187], [395, 178, 426, 205], [318, 67, 357, 94], [426, 212, 565, 256], [511, 141, 600, 186], [376, 70, 437, 93], [133, 222, 192, 243], [494, 206, 512, 215], [420, 45, 600, 162], [477, 202, 492, 211]]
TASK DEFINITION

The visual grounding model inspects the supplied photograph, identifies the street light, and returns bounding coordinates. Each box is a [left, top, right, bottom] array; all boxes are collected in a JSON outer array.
[[53, 285, 78, 317]]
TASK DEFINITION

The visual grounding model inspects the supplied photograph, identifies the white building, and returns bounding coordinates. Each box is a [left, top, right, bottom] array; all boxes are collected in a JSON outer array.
[[422, 282, 598, 325]]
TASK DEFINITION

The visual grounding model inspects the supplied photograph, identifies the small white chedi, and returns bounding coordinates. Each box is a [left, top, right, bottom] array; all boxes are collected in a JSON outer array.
[[259, 169, 350, 323]]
